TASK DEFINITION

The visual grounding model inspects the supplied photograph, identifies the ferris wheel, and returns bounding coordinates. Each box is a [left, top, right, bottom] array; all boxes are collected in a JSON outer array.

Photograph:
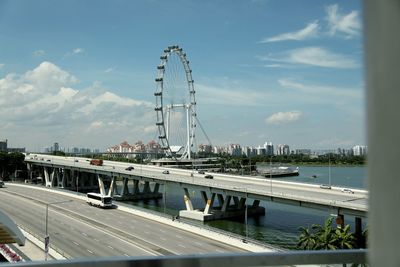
[[154, 45, 196, 160]]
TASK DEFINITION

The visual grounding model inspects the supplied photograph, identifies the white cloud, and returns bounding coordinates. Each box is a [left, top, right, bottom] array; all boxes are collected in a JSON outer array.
[[278, 78, 362, 99], [265, 111, 302, 124], [73, 48, 85, 54], [196, 83, 271, 106], [33, 50, 45, 57], [326, 4, 361, 38], [260, 46, 358, 69], [261, 21, 319, 43], [0, 61, 156, 150], [104, 68, 114, 73]]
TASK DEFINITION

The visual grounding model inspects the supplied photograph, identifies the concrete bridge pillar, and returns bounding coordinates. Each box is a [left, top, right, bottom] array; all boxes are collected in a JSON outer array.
[[120, 177, 129, 196], [153, 183, 160, 194], [202, 191, 215, 215], [113, 178, 162, 201], [183, 188, 194, 211], [143, 181, 151, 194], [133, 180, 140, 194], [97, 174, 106, 195], [221, 195, 232, 212], [179, 189, 265, 221], [96, 174, 115, 197], [44, 167, 54, 187]]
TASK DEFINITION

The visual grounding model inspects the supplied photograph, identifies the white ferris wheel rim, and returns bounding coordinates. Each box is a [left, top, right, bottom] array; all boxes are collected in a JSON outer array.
[[154, 45, 197, 160]]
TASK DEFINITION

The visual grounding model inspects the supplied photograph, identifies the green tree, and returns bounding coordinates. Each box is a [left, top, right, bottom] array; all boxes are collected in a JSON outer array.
[[312, 217, 339, 250], [297, 217, 357, 251], [297, 226, 317, 250], [335, 224, 355, 249]]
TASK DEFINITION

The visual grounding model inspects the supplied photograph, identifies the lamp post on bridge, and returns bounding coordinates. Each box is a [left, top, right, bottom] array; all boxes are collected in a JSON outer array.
[[44, 200, 73, 261], [270, 156, 272, 196]]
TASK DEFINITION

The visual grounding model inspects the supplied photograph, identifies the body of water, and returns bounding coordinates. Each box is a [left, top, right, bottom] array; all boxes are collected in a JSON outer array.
[[120, 165, 367, 249]]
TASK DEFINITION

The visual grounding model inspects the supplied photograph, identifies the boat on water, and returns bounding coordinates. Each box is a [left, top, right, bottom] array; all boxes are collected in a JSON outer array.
[[260, 166, 300, 178]]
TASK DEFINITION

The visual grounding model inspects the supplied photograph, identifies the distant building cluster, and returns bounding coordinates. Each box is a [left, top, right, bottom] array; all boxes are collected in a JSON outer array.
[[197, 141, 368, 157], [43, 142, 100, 154], [106, 140, 162, 154], [0, 139, 25, 153]]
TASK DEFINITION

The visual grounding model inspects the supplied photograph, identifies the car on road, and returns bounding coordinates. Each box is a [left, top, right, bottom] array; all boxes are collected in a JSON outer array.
[[320, 184, 331, 189], [162, 170, 170, 174], [204, 175, 213, 179], [341, 188, 354, 194], [46, 159, 51, 162], [74, 159, 79, 162], [125, 166, 134, 171], [198, 170, 205, 174], [0, 181, 4, 188]]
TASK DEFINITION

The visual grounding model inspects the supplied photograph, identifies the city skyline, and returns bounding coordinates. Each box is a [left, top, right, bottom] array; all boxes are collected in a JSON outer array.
[[0, 1, 364, 151]]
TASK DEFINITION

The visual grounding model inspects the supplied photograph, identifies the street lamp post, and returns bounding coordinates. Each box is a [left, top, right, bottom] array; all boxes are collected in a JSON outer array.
[[245, 189, 248, 241], [163, 183, 166, 215], [270, 156, 272, 195], [44, 200, 73, 261]]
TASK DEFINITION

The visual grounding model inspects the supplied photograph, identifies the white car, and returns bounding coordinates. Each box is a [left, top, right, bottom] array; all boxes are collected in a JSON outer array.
[[341, 188, 354, 194]]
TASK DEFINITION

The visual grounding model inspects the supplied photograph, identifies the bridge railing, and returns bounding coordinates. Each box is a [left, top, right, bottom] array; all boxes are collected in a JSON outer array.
[[6, 250, 367, 267]]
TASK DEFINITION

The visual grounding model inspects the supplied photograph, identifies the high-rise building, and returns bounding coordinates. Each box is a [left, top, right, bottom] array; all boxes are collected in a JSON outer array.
[[54, 142, 59, 152], [352, 145, 367, 156], [228, 144, 242, 156], [257, 146, 266, 156], [276, 144, 290, 155], [0, 139, 7, 152], [263, 142, 274, 156]]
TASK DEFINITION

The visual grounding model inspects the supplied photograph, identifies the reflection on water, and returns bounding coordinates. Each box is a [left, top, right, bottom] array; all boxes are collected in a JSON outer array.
[[119, 166, 367, 249]]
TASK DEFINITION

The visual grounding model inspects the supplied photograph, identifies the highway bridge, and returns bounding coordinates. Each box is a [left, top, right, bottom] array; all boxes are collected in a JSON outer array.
[[24, 154, 367, 228], [0, 183, 271, 260]]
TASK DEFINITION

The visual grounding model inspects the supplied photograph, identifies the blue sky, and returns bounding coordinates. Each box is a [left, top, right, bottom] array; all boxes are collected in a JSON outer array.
[[0, 0, 365, 151]]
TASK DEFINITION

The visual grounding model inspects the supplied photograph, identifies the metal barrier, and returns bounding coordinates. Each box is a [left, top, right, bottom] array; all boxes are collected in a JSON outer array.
[[18, 224, 71, 259], [6, 250, 367, 267]]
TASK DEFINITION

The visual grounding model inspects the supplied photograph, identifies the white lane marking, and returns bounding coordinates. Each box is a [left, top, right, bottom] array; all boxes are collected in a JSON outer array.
[[81, 232, 88, 237], [159, 229, 165, 233], [73, 241, 80, 246], [124, 254, 129, 257], [87, 249, 93, 254], [94, 238, 99, 242], [144, 231, 150, 234], [176, 235, 182, 239], [216, 249, 224, 253], [194, 242, 202, 246], [107, 245, 114, 250], [178, 244, 186, 248]]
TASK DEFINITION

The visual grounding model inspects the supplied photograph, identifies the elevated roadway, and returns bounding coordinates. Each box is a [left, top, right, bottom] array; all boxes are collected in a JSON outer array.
[[25, 154, 368, 219]]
